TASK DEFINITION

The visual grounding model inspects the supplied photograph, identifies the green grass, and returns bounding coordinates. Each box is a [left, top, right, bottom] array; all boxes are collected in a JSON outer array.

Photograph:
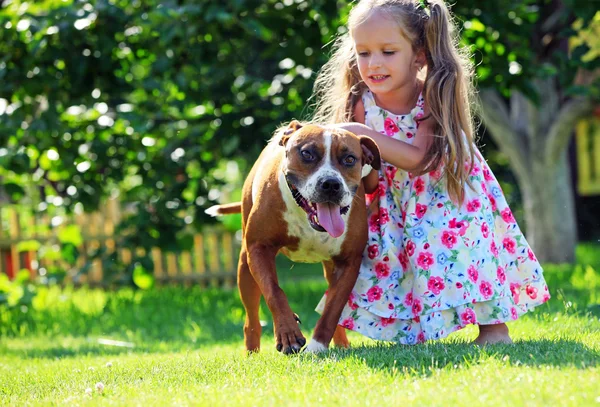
[[0, 245, 599, 406]]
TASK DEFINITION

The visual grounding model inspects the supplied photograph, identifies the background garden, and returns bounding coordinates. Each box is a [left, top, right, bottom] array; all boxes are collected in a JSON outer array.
[[0, 0, 599, 405]]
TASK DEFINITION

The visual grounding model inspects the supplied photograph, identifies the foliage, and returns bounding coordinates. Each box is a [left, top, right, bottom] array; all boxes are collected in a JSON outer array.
[[0, 0, 349, 255], [0, 1, 598, 272]]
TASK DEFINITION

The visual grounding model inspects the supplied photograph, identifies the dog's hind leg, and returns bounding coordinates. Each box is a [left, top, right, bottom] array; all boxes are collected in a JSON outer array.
[[332, 326, 350, 348], [238, 248, 262, 353]]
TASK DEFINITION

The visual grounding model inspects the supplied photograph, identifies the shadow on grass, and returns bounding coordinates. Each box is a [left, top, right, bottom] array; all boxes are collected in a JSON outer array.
[[2, 260, 599, 361], [328, 338, 599, 373]]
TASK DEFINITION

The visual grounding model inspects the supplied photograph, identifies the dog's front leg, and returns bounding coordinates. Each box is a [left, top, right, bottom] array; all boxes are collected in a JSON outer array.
[[305, 258, 360, 353], [246, 243, 306, 354]]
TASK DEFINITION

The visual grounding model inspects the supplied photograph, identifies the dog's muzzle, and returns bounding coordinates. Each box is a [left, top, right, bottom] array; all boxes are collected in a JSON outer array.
[[286, 176, 349, 238]]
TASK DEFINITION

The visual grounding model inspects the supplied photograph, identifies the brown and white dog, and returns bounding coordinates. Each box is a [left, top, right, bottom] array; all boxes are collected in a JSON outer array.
[[205, 120, 380, 354]]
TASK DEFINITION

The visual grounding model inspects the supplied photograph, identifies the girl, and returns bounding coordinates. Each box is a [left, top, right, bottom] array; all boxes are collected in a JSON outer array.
[[314, 0, 549, 345]]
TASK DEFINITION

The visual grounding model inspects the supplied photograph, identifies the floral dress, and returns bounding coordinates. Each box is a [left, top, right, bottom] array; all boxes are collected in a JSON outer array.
[[316, 90, 550, 345]]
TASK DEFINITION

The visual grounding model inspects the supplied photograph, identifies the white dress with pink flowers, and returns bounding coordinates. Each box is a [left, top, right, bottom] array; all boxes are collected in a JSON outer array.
[[316, 90, 549, 345]]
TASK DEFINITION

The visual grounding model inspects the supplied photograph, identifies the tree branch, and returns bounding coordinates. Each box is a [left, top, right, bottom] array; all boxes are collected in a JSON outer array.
[[545, 96, 595, 164], [477, 88, 530, 180]]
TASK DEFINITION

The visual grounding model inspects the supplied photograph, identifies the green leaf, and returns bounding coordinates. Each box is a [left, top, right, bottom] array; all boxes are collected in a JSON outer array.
[[58, 225, 83, 247], [133, 263, 155, 290]]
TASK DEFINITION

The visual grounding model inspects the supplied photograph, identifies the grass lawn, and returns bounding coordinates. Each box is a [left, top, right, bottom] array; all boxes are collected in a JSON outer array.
[[0, 245, 599, 406]]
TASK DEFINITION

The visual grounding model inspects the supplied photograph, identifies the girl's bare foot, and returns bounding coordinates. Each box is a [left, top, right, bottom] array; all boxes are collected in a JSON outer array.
[[474, 323, 513, 345]]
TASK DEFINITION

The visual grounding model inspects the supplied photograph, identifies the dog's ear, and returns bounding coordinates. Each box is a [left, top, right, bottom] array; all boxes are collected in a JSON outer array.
[[360, 136, 381, 170], [279, 120, 303, 146]]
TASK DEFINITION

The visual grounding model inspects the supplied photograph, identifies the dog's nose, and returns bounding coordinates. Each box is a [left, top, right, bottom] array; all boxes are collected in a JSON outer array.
[[319, 177, 342, 193]]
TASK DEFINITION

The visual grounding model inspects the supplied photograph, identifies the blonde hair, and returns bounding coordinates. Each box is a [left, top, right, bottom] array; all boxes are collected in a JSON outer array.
[[309, 0, 477, 203]]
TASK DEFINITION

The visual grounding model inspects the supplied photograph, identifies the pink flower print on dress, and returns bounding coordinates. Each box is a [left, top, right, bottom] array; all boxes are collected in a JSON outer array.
[[415, 203, 428, 219], [449, 218, 469, 236], [379, 208, 390, 225], [490, 240, 499, 257], [427, 276, 446, 295], [367, 244, 379, 260], [479, 281, 493, 299], [416, 251, 434, 270], [380, 316, 395, 327], [341, 317, 355, 329], [497, 266, 506, 284], [404, 292, 414, 307], [367, 286, 383, 302], [526, 285, 538, 299], [501, 208, 515, 224], [503, 237, 517, 254], [384, 117, 399, 136], [466, 198, 482, 213], [511, 307, 518, 320], [483, 166, 494, 181], [369, 213, 380, 233], [481, 222, 490, 238], [528, 248, 537, 262], [375, 262, 391, 279], [460, 308, 477, 325], [406, 240, 416, 257], [398, 252, 409, 271], [510, 283, 521, 304], [487, 194, 497, 211], [467, 265, 479, 283], [441, 230, 459, 249], [412, 298, 423, 315], [414, 177, 425, 195], [385, 165, 397, 183]]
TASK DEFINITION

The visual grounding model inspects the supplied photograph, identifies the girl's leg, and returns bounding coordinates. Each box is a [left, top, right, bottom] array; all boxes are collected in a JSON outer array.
[[474, 323, 513, 345]]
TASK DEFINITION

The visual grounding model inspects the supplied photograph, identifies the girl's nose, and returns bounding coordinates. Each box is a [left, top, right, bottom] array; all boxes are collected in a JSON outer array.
[[369, 56, 382, 68]]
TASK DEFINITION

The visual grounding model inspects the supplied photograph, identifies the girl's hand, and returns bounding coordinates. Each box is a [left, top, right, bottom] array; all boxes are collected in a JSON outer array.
[[330, 122, 372, 137]]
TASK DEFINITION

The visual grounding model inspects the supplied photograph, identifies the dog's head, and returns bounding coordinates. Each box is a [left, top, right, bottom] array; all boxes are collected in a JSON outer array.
[[279, 120, 381, 238]]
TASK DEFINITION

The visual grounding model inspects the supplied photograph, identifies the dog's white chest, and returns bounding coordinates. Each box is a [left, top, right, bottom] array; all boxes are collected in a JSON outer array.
[[278, 173, 347, 263]]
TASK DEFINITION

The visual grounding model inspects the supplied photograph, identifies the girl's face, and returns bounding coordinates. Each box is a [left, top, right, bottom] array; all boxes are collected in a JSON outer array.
[[352, 11, 422, 98]]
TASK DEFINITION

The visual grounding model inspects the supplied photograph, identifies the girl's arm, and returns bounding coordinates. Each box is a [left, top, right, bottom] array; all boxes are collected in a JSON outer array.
[[342, 100, 435, 172], [352, 99, 379, 194]]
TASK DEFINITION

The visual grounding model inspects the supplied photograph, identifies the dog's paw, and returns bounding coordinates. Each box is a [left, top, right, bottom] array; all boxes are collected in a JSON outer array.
[[303, 340, 328, 354]]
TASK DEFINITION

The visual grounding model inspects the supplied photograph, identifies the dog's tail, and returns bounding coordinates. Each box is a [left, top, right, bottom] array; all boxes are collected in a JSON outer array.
[[204, 202, 242, 217]]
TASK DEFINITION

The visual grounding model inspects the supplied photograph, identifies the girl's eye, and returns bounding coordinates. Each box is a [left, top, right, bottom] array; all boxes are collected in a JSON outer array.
[[301, 150, 314, 161], [357, 52, 369, 57], [383, 51, 395, 55], [343, 155, 357, 166]]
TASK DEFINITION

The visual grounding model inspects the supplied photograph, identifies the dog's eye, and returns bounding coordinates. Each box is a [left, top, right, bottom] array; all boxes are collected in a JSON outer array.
[[343, 155, 357, 166], [301, 150, 314, 161]]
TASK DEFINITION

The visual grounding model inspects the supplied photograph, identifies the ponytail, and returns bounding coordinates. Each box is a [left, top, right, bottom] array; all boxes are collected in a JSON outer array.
[[418, 0, 477, 204]]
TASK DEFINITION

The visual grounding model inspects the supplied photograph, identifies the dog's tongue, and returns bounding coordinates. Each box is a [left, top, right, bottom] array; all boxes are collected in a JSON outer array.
[[316, 202, 345, 238]]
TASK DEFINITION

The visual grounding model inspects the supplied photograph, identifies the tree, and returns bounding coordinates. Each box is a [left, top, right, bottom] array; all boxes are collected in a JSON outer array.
[[454, 0, 599, 262], [0, 0, 597, 270], [0, 0, 347, 280]]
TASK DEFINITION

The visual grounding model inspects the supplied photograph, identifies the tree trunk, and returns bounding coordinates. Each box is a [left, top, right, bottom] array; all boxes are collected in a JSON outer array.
[[478, 80, 594, 264], [519, 149, 577, 263]]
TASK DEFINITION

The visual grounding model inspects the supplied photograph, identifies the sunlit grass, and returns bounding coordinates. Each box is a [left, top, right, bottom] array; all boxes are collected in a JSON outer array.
[[0, 247, 599, 406]]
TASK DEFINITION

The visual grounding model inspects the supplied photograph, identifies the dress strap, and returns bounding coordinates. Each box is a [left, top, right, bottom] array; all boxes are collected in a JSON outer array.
[[361, 90, 377, 111]]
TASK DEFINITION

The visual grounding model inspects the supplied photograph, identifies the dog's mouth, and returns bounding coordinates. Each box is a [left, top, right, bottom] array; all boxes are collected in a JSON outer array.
[[287, 181, 349, 238]]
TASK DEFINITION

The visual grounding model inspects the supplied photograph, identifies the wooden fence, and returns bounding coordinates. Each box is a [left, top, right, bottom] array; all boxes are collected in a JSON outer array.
[[576, 115, 600, 196], [0, 199, 240, 287]]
